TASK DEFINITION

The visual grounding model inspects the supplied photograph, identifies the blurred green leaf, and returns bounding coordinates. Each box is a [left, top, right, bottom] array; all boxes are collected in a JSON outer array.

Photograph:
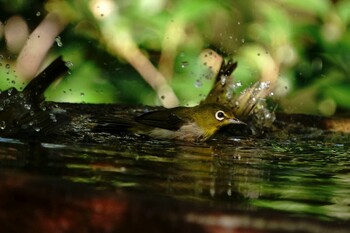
[[324, 84, 350, 109], [336, 0, 350, 24], [45, 61, 117, 103], [280, 0, 331, 16]]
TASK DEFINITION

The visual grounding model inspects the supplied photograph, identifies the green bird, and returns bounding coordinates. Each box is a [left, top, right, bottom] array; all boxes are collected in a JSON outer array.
[[96, 103, 244, 142]]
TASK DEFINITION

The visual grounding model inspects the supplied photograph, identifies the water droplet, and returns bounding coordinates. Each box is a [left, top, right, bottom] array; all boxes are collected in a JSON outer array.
[[227, 188, 232, 196], [0, 121, 6, 130], [181, 61, 189, 68], [220, 76, 226, 85], [33, 126, 41, 132], [226, 91, 233, 100], [65, 61, 74, 68], [7, 89, 13, 96], [55, 36, 63, 47], [210, 187, 215, 197], [257, 53, 261, 56], [24, 103, 31, 110], [160, 95, 165, 100], [195, 80, 202, 88], [36, 11, 41, 16], [5, 64, 10, 69], [80, 92, 85, 96], [259, 81, 270, 90], [50, 113, 57, 122]]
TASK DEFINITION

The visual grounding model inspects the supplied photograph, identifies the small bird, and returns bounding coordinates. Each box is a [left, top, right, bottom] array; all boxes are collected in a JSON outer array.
[[134, 103, 244, 142], [111, 103, 244, 142]]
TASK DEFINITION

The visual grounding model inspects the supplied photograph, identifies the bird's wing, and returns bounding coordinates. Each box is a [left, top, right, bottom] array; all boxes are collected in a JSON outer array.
[[91, 116, 136, 132], [135, 110, 185, 130]]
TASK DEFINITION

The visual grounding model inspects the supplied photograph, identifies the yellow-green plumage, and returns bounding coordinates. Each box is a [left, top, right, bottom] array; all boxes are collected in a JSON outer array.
[[133, 103, 243, 142], [94, 103, 244, 142]]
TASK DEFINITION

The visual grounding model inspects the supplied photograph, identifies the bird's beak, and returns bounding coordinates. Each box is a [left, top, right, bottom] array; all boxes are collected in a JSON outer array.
[[229, 118, 246, 125]]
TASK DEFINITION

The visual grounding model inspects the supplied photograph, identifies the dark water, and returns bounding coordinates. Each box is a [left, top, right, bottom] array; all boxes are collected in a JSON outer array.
[[1, 132, 349, 223]]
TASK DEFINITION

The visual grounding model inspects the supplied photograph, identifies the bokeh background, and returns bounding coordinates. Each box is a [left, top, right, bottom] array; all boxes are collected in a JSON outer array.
[[0, 0, 349, 115]]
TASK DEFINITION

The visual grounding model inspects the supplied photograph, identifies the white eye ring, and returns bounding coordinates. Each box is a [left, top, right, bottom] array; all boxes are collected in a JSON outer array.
[[215, 110, 226, 121]]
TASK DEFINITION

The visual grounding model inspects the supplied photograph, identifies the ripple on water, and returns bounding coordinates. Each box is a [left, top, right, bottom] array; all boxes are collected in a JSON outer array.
[[0, 133, 349, 220]]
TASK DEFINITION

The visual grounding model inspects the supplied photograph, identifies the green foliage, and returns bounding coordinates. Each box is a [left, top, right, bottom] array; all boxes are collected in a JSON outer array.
[[0, 0, 350, 115]]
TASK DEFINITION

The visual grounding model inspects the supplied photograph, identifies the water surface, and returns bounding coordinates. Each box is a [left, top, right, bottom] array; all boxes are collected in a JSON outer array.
[[1, 132, 349, 223]]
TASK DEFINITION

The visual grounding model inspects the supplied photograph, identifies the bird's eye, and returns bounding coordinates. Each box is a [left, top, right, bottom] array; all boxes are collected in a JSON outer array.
[[215, 110, 225, 121]]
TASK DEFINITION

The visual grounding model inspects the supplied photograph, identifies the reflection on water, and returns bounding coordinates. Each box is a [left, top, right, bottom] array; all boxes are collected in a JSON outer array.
[[0, 133, 349, 221]]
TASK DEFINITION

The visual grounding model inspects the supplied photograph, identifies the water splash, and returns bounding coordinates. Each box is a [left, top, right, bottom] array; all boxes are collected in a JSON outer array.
[[0, 121, 6, 130], [232, 81, 276, 128], [55, 36, 63, 47]]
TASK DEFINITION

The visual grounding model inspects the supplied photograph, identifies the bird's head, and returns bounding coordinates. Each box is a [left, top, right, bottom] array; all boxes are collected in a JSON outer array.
[[190, 103, 244, 140]]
